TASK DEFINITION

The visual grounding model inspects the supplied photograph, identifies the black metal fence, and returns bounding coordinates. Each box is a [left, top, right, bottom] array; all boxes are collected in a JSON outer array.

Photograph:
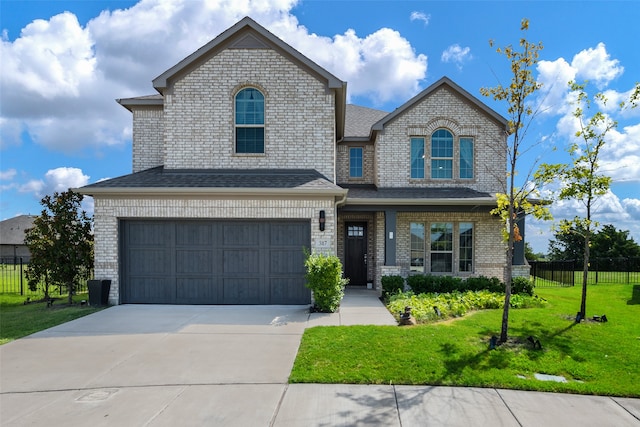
[[0, 257, 89, 295], [530, 257, 640, 287]]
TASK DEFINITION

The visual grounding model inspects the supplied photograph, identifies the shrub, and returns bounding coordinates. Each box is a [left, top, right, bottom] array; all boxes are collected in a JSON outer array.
[[408, 274, 501, 294], [304, 252, 348, 313], [464, 276, 505, 293], [512, 276, 534, 296], [381, 275, 404, 299]]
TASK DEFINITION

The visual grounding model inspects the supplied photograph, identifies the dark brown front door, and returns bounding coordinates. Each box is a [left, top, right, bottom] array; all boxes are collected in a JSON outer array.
[[345, 222, 367, 286]]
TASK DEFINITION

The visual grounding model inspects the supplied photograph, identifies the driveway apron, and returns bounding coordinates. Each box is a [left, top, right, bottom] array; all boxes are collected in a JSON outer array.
[[0, 304, 309, 426]]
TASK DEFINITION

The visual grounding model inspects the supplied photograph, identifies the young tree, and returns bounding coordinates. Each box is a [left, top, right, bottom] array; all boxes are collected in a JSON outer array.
[[481, 19, 551, 343], [538, 81, 640, 320], [24, 190, 93, 305]]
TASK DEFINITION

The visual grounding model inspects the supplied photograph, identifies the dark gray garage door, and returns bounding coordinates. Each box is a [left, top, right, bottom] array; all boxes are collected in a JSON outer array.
[[120, 220, 311, 305]]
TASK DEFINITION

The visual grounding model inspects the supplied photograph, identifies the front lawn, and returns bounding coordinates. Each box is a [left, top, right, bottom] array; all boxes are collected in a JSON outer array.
[[290, 284, 640, 397], [0, 293, 103, 345]]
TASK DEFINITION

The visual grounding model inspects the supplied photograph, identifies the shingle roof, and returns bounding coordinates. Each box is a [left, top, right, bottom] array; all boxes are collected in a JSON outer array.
[[343, 185, 491, 199], [340, 184, 495, 205], [344, 104, 388, 138], [0, 215, 36, 245], [79, 167, 345, 194]]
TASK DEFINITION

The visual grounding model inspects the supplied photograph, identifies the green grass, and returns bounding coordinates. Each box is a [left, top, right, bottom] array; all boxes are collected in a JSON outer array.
[[0, 292, 103, 345], [290, 284, 640, 397]]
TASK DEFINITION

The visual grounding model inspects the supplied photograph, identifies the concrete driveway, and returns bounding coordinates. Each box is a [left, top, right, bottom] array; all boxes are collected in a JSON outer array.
[[2, 294, 639, 426], [0, 304, 310, 426]]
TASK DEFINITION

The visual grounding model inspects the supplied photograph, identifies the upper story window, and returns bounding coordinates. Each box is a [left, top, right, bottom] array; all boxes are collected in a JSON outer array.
[[235, 88, 264, 154], [460, 137, 474, 179], [410, 137, 425, 179], [431, 129, 453, 179], [349, 147, 363, 178]]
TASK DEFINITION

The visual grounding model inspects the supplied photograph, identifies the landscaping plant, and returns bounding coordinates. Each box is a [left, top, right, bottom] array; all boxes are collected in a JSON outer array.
[[304, 251, 348, 312]]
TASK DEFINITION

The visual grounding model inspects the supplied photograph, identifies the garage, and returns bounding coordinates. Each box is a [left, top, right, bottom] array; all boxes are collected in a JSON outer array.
[[120, 219, 311, 305]]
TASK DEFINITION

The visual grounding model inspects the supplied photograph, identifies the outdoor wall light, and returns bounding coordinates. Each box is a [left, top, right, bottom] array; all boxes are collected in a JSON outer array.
[[319, 210, 325, 231]]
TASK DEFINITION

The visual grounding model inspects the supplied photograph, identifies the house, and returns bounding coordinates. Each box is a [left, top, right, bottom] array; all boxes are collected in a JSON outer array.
[[0, 215, 36, 263], [78, 17, 525, 305]]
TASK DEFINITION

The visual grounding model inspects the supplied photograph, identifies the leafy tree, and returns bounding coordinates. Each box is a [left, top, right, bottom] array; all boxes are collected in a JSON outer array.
[[524, 242, 545, 261], [547, 223, 588, 261], [481, 19, 551, 343], [591, 225, 640, 259], [548, 224, 640, 264], [538, 81, 640, 320], [24, 190, 93, 305]]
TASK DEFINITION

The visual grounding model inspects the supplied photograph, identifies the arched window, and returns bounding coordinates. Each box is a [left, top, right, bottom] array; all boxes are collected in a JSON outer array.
[[235, 88, 264, 153], [431, 129, 453, 179]]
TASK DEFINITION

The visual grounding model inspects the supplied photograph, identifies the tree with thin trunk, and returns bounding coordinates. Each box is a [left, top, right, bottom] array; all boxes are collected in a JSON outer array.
[[24, 190, 93, 305], [480, 19, 551, 343], [538, 80, 640, 321]]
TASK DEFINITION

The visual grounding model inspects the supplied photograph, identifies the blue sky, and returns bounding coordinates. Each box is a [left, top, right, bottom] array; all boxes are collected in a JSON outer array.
[[1, 0, 639, 253]]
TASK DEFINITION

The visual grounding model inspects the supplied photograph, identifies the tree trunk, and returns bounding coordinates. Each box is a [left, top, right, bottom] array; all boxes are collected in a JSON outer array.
[[67, 282, 73, 305], [579, 229, 590, 320]]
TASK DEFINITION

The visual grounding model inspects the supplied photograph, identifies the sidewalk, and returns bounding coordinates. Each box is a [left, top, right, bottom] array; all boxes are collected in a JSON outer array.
[[308, 287, 398, 327]]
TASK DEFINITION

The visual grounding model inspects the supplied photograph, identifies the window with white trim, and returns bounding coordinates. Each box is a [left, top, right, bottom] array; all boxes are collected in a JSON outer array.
[[410, 137, 425, 179]]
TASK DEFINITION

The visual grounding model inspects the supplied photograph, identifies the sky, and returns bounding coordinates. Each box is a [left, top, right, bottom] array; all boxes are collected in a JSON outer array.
[[1, 0, 639, 254]]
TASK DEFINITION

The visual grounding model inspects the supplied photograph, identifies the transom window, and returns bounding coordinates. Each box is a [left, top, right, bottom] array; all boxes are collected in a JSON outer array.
[[235, 88, 264, 154], [431, 129, 453, 179], [350, 147, 363, 178], [410, 222, 474, 274]]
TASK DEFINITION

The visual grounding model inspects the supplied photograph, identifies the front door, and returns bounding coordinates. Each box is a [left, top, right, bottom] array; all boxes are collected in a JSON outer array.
[[345, 222, 367, 286]]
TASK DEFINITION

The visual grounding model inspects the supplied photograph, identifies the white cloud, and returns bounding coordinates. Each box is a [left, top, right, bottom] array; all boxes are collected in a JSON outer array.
[[0, 0, 428, 153], [528, 190, 640, 254], [19, 167, 90, 199], [410, 11, 430, 25], [572, 43, 623, 88], [0, 169, 17, 180], [441, 44, 472, 69]]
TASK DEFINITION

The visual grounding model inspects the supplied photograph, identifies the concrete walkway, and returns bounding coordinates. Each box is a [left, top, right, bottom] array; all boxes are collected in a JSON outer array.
[[1, 287, 638, 426]]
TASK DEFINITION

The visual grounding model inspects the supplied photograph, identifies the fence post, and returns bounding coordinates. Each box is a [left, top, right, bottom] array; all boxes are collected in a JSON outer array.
[[20, 257, 24, 295]]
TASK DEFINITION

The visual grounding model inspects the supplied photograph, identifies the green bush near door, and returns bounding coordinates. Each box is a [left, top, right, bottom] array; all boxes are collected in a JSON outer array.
[[304, 252, 348, 313]]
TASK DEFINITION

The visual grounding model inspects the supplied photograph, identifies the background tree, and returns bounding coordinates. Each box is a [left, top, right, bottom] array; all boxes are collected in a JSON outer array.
[[24, 190, 93, 305], [547, 223, 587, 261], [549, 224, 640, 262], [538, 81, 640, 320], [481, 18, 551, 343], [524, 242, 545, 261], [591, 224, 640, 259]]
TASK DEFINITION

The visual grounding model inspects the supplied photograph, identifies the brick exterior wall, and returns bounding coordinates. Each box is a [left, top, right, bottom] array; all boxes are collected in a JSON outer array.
[[374, 86, 506, 193], [395, 212, 507, 282], [132, 107, 164, 173], [336, 142, 375, 184], [92, 196, 337, 304], [161, 48, 336, 179]]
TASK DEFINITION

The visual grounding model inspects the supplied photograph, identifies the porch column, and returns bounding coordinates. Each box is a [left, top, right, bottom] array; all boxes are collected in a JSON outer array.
[[384, 209, 397, 265], [513, 214, 525, 265]]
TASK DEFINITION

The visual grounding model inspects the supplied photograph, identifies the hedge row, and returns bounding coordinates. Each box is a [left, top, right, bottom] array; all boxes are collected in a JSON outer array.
[[381, 274, 534, 298]]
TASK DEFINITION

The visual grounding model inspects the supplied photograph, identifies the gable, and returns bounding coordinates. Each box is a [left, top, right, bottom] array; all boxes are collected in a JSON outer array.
[[372, 77, 507, 132]]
